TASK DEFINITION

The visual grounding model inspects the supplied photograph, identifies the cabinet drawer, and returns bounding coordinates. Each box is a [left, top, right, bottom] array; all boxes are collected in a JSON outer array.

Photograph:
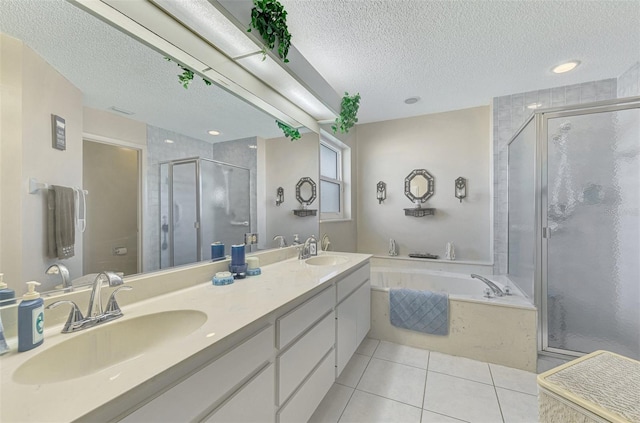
[[121, 325, 274, 422], [337, 263, 370, 304], [277, 285, 335, 349], [277, 349, 336, 423], [204, 364, 275, 423], [278, 311, 335, 404]]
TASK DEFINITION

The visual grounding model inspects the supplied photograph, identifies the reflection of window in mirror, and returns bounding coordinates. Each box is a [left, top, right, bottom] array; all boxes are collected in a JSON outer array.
[[411, 175, 428, 198], [320, 135, 350, 220]]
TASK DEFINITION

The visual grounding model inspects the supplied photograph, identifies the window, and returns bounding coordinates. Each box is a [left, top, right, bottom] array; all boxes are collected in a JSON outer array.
[[320, 138, 346, 220]]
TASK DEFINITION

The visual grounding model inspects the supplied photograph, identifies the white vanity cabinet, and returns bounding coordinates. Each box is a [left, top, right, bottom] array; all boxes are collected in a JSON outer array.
[[336, 264, 371, 376], [120, 325, 275, 423]]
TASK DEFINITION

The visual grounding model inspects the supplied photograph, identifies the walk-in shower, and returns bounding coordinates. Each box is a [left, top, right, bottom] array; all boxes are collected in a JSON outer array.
[[159, 157, 251, 268], [507, 97, 640, 360]]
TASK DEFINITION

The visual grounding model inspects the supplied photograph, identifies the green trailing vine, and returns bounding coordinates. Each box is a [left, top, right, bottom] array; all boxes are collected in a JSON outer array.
[[332, 92, 361, 134], [277, 120, 301, 141], [165, 57, 212, 89], [248, 0, 292, 63]]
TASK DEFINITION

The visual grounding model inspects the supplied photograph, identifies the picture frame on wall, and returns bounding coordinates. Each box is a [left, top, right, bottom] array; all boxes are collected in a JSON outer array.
[[51, 114, 66, 151]]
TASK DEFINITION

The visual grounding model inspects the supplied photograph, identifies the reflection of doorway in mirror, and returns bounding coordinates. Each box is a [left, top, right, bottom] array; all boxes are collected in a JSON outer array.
[[83, 138, 141, 276]]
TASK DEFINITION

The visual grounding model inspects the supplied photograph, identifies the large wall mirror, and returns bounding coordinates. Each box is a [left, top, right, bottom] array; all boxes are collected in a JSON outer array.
[[0, 0, 319, 295]]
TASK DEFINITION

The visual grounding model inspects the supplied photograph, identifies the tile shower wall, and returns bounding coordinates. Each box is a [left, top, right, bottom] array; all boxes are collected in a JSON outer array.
[[211, 137, 258, 252], [144, 125, 215, 272], [492, 78, 617, 274], [618, 61, 640, 98]]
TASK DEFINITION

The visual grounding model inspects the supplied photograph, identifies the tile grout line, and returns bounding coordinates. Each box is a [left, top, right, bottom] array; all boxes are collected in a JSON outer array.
[[488, 364, 506, 423], [428, 369, 494, 387], [337, 340, 379, 423], [369, 355, 429, 371], [352, 387, 424, 411], [420, 351, 430, 423]]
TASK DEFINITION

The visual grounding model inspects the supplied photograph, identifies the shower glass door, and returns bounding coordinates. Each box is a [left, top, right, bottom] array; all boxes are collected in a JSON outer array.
[[542, 104, 640, 359]]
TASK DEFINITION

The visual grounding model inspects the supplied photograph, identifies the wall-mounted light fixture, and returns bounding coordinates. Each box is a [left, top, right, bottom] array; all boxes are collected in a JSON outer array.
[[455, 177, 467, 203], [376, 181, 386, 204], [276, 187, 284, 206]]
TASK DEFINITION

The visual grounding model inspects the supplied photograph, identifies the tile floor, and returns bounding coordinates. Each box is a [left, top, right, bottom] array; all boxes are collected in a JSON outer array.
[[310, 339, 539, 423]]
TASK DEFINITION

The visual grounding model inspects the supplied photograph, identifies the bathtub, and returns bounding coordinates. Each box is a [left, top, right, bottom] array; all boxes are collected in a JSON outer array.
[[369, 267, 538, 371]]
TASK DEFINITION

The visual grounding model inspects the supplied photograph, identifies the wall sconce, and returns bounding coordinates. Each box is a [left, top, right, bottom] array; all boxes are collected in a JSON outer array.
[[376, 181, 386, 204], [455, 177, 467, 202], [276, 187, 284, 206]]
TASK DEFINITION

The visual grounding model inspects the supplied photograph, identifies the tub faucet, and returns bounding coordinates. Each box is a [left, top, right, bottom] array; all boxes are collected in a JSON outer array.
[[46, 263, 71, 291], [470, 274, 504, 297]]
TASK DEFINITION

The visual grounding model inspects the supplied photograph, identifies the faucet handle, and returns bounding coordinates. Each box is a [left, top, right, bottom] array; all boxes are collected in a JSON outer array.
[[105, 285, 133, 316], [47, 300, 85, 333]]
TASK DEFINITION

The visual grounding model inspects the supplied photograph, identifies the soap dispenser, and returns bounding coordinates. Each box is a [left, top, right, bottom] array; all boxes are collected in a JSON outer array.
[[0, 273, 16, 306], [309, 235, 318, 256], [18, 281, 44, 352]]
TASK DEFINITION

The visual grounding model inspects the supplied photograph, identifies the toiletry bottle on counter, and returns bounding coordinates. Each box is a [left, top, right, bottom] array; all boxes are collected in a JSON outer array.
[[0, 273, 16, 306], [18, 281, 44, 352], [309, 235, 318, 256], [293, 234, 300, 245]]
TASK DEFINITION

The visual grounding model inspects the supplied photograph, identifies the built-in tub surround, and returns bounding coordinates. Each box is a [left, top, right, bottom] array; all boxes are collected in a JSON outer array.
[[0, 249, 371, 422], [368, 267, 537, 372]]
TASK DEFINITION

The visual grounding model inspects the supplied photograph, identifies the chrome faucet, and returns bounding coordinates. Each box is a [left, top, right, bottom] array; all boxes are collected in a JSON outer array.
[[470, 274, 505, 297], [298, 237, 314, 260], [46, 263, 71, 291], [47, 271, 132, 333], [273, 235, 287, 248]]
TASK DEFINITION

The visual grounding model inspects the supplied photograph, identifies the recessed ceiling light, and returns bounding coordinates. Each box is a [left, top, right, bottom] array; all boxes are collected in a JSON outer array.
[[404, 96, 421, 105], [164, 139, 175, 144], [208, 130, 221, 136], [552, 60, 581, 74], [527, 103, 542, 110]]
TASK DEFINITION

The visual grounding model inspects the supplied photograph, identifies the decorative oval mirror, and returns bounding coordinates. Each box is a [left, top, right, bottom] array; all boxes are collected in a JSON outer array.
[[404, 169, 435, 203], [295, 177, 317, 206]]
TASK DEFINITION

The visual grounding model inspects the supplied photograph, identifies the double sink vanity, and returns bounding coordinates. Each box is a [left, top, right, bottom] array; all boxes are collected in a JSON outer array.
[[0, 249, 371, 422]]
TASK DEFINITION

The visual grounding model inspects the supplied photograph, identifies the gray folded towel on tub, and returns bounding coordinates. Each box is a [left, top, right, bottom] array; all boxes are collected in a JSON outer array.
[[390, 288, 449, 336]]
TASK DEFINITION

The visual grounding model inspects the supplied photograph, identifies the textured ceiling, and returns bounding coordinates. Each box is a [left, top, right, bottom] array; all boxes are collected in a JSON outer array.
[[0, 0, 285, 143], [280, 0, 640, 123]]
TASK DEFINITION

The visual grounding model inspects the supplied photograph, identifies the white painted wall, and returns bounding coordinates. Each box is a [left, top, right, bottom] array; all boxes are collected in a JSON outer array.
[[264, 132, 319, 247], [0, 35, 83, 293], [356, 106, 491, 261]]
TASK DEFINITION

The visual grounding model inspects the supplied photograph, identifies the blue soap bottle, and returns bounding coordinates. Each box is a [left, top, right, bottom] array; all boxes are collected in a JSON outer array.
[[0, 273, 16, 306], [18, 281, 44, 352]]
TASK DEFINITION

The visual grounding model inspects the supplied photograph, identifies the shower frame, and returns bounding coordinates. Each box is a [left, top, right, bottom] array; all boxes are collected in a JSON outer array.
[[159, 156, 251, 267], [506, 96, 640, 359]]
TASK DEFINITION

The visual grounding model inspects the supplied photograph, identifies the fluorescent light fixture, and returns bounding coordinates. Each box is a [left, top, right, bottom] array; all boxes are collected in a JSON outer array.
[[109, 106, 135, 115], [164, 139, 175, 144], [527, 103, 542, 109], [248, 145, 258, 149], [236, 54, 336, 121], [152, 0, 260, 59], [208, 130, 221, 136], [552, 60, 581, 74]]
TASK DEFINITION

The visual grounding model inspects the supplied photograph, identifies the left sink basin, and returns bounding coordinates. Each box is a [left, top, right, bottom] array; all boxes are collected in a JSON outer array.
[[13, 310, 207, 385]]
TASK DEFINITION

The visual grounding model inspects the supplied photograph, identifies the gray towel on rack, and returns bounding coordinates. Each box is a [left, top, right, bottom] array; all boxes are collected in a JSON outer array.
[[389, 288, 449, 336], [47, 186, 75, 259]]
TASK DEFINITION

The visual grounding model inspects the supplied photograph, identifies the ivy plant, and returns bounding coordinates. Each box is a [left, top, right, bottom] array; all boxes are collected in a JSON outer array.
[[248, 0, 292, 63], [277, 120, 301, 141], [332, 92, 361, 134], [165, 57, 212, 89]]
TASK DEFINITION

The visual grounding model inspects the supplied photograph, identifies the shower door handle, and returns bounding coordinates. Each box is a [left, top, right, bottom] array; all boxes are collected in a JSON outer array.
[[543, 227, 550, 238], [230, 221, 249, 227]]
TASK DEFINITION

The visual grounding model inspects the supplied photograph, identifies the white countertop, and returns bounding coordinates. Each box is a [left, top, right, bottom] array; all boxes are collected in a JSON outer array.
[[0, 252, 371, 422]]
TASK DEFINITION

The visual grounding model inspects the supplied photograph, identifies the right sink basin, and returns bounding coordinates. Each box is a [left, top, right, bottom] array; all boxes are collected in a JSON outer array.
[[305, 255, 349, 266]]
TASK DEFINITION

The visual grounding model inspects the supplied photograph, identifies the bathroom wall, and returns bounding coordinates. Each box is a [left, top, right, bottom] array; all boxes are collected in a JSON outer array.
[[357, 106, 491, 261], [83, 107, 147, 146], [263, 132, 320, 247], [319, 124, 358, 253], [618, 61, 640, 98], [0, 35, 84, 293], [492, 78, 617, 273]]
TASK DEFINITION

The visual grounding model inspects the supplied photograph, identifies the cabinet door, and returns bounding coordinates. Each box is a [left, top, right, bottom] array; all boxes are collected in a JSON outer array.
[[355, 281, 371, 345], [204, 364, 275, 423], [336, 292, 358, 376]]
